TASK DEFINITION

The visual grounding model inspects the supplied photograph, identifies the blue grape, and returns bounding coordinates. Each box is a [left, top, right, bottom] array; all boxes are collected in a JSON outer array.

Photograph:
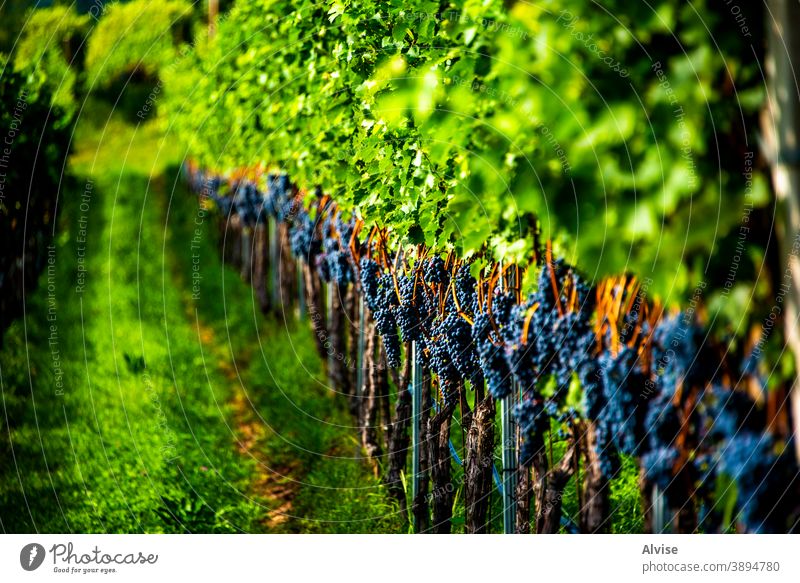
[[641, 446, 679, 491], [424, 256, 448, 285], [472, 311, 513, 399], [717, 432, 799, 533], [515, 399, 551, 466]]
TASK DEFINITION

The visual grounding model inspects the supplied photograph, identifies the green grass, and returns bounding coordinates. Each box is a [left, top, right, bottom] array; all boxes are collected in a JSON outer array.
[[164, 173, 404, 533], [0, 103, 401, 533], [0, 166, 260, 532]]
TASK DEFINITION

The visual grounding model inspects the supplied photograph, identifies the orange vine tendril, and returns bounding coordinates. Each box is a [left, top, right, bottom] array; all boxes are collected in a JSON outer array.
[[521, 302, 540, 345], [546, 242, 564, 317], [349, 219, 363, 261], [450, 267, 462, 313], [459, 311, 474, 326]]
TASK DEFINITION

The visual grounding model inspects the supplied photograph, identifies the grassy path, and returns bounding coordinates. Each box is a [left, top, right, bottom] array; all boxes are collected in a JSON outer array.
[[0, 109, 402, 533]]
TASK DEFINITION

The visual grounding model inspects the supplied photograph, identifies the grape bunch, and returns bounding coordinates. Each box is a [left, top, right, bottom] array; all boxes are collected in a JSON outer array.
[[514, 399, 551, 466], [237, 181, 268, 227], [317, 214, 354, 285], [717, 432, 799, 533], [650, 313, 712, 393], [424, 256, 449, 286], [289, 209, 321, 263], [359, 258, 382, 311], [266, 173, 294, 220], [430, 311, 482, 388], [449, 264, 478, 314], [504, 260, 592, 398], [359, 259, 402, 367], [706, 385, 763, 440], [502, 299, 541, 394], [472, 308, 513, 399], [597, 346, 651, 456], [210, 189, 233, 217], [395, 271, 432, 343], [641, 447, 679, 492], [638, 391, 683, 490]]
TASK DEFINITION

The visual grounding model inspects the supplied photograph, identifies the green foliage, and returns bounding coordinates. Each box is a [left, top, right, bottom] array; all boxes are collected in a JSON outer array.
[[165, 0, 766, 302], [0, 55, 75, 338], [0, 2, 33, 53], [12, 6, 91, 121], [85, 0, 193, 88]]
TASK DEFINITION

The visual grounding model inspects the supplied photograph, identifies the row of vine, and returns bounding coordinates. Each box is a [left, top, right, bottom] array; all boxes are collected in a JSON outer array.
[[184, 163, 800, 533]]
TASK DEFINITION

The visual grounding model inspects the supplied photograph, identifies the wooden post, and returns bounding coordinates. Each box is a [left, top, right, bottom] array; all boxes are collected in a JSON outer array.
[[269, 217, 280, 309], [297, 261, 306, 320], [208, 0, 219, 38], [764, 0, 800, 463]]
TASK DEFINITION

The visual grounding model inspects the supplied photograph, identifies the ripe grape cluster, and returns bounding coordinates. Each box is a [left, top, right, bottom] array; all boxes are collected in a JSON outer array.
[[514, 399, 549, 465], [424, 256, 448, 285], [231, 181, 267, 227], [504, 260, 596, 462], [359, 258, 382, 311], [430, 312, 482, 390], [472, 303, 513, 399], [359, 258, 402, 366], [316, 215, 355, 285], [597, 346, 651, 456], [266, 173, 294, 221], [716, 432, 797, 533], [395, 272, 432, 343], [289, 209, 321, 263]]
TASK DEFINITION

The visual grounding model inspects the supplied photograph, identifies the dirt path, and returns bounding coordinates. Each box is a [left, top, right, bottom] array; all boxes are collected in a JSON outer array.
[[187, 309, 304, 530]]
